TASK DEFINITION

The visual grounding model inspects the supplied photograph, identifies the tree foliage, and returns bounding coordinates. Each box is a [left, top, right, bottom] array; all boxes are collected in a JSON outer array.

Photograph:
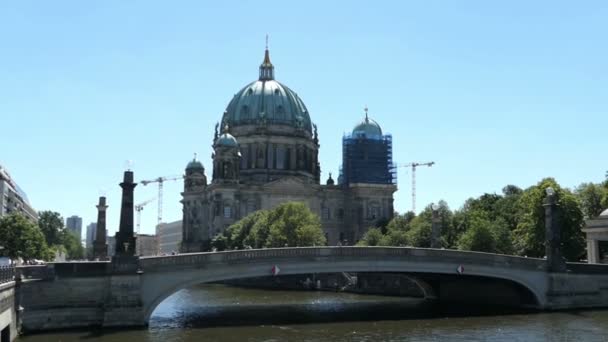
[[38, 211, 64, 246], [512, 178, 585, 260], [37, 210, 85, 260], [575, 182, 608, 219], [0, 213, 52, 260], [212, 202, 326, 250], [60, 229, 85, 259]]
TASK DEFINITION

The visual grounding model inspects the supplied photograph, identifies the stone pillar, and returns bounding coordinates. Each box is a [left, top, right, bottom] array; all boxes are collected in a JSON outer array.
[[543, 188, 567, 272], [431, 204, 441, 249], [587, 239, 600, 264], [92, 196, 108, 260], [115, 171, 137, 258]]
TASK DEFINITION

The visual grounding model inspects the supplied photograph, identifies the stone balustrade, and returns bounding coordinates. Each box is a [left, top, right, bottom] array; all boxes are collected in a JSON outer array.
[[139, 246, 548, 272]]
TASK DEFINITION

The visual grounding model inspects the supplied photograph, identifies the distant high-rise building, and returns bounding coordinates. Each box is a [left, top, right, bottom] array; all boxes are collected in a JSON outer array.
[[157, 220, 182, 255], [65, 215, 83, 240], [86, 222, 97, 251], [107, 235, 116, 257], [0, 164, 37, 221], [136, 234, 157, 256]]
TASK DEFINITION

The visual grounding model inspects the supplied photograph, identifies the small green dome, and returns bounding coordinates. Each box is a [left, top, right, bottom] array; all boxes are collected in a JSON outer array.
[[186, 159, 204, 170], [216, 132, 238, 147], [353, 114, 382, 138]]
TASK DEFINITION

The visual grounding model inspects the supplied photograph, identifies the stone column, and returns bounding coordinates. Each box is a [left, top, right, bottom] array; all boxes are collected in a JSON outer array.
[[93, 196, 108, 260], [431, 204, 441, 249], [115, 171, 137, 258], [543, 188, 567, 272], [587, 239, 600, 264]]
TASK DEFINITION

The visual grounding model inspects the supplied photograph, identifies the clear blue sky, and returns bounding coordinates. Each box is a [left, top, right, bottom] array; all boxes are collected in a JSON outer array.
[[1, 1, 606, 239]]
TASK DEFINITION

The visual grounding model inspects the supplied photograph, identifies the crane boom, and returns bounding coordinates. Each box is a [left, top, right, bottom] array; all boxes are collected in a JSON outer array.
[[398, 161, 435, 214], [140, 175, 182, 225], [134, 198, 156, 235]]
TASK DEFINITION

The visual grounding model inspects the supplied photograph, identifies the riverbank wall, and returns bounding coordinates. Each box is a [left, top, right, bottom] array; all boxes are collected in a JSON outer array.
[[0, 266, 18, 342]]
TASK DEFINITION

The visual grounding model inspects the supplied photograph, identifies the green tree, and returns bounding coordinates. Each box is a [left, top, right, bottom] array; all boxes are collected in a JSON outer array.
[[265, 202, 325, 247], [575, 182, 608, 219], [405, 215, 432, 247], [38, 211, 64, 246], [220, 202, 326, 250], [491, 218, 514, 255], [60, 229, 85, 259], [357, 228, 384, 246], [385, 212, 414, 233], [0, 213, 52, 260], [494, 185, 523, 231], [457, 216, 495, 253], [210, 233, 229, 251], [456, 210, 513, 254], [512, 178, 586, 260], [381, 229, 409, 246]]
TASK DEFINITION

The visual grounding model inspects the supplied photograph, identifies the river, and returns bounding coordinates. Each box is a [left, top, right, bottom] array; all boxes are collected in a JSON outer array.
[[20, 284, 608, 341]]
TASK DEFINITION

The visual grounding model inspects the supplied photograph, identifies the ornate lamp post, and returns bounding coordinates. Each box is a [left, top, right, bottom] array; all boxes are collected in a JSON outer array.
[[543, 187, 567, 272], [431, 203, 441, 249]]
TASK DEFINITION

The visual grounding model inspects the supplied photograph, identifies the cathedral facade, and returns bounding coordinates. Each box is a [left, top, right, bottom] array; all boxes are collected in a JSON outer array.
[[181, 48, 397, 252]]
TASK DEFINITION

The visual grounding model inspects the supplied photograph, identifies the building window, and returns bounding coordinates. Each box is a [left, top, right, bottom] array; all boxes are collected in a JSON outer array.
[[267, 144, 274, 169], [247, 200, 256, 215], [338, 208, 344, 220], [240, 145, 248, 169], [322, 207, 330, 220], [370, 206, 380, 220], [223, 205, 232, 218], [256, 144, 265, 168], [276, 146, 286, 169]]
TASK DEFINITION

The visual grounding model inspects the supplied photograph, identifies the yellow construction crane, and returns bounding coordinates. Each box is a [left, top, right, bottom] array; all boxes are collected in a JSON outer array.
[[134, 198, 156, 235], [398, 162, 435, 214], [140, 175, 183, 225]]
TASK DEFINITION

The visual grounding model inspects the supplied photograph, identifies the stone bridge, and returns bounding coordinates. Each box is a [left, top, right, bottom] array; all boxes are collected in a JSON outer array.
[[17, 247, 608, 331]]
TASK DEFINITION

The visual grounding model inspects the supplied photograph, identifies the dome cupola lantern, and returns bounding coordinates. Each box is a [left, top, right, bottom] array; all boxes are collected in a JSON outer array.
[[259, 35, 274, 80]]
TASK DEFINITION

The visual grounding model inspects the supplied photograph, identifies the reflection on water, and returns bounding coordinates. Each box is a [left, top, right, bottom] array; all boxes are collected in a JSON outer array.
[[20, 284, 608, 342]]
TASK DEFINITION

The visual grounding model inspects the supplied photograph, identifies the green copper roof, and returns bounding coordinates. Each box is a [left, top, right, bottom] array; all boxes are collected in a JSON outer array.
[[216, 132, 238, 147], [352, 112, 383, 138], [221, 48, 312, 133], [186, 159, 204, 170]]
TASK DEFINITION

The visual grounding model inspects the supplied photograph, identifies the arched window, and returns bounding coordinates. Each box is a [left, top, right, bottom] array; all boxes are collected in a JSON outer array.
[[322, 206, 330, 220], [276, 146, 286, 170], [223, 205, 232, 218]]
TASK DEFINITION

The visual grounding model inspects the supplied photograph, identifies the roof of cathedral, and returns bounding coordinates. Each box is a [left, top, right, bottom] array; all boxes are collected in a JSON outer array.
[[220, 48, 312, 133], [216, 132, 239, 147], [352, 108, 383, 138], [186, 155, 204, 170]]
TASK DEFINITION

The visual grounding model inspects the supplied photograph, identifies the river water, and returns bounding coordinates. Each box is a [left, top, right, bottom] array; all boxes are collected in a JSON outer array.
[[20, 284, 608, 341]]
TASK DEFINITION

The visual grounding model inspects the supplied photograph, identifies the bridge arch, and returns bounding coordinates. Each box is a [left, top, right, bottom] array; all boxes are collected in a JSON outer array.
[[139, 247, 548, 323]]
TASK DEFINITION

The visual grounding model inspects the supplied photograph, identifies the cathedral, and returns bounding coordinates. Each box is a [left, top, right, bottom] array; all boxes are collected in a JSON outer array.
[[180, 47, 397, 252]]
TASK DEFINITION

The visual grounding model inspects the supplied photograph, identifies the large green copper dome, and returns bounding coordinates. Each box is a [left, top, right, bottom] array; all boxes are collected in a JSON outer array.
[[221, 49, 312, 133]]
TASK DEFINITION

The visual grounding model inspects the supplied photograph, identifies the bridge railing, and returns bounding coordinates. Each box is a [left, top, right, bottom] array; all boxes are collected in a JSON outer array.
[[16, 265, 55, 280], [0, 265, 15, 284], [139, 246, 548, 272], [565, 262, 608, 274]]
